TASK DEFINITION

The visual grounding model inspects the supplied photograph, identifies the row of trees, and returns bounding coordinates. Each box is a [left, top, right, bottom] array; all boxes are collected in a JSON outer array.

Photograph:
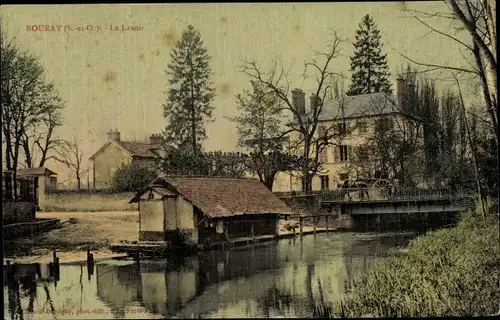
[[157, 6, 496, 200], [1, 25, 93, 197]]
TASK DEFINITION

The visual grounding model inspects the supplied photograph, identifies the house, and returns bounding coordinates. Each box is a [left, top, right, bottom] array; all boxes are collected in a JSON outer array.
[[89, 129, 164, 189], [129, 176, 293, 246], [273, 78, 422, 192]]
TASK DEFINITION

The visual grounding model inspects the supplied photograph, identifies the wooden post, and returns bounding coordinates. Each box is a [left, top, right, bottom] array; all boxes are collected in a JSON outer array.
[[299, 217, 303, 236], [251, 222, 255, 242], [325, 215, 329, 233], [313, 216, 316, 235]]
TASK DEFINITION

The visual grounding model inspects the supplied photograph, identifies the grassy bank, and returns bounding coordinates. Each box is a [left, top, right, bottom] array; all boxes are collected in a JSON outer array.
[[318, 212, 500, 317]]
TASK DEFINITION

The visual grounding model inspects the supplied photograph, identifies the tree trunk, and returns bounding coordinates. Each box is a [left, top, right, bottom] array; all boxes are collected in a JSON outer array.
[[76, 175, 81, 190], [22, 139, 32, 168]]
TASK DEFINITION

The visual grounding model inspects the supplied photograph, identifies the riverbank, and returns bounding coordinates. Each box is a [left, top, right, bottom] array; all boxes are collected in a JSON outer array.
[[317, 212, 500, 317], [3, 211, 138, 263]]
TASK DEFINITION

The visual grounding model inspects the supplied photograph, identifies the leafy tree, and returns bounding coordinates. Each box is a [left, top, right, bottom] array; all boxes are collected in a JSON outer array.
[[111, 163, 157, 192], [228, 80, 300, 190], [1, 29, 65, 199], [204, 151, 247, 178], [347, 14, 392, 96], [158, 145, 210, 176], [157, 146, 248, 179], [163, 25, 215, 155]]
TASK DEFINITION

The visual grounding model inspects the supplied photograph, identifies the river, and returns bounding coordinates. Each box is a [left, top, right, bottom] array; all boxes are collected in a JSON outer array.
[[4, 232, 417, 319]]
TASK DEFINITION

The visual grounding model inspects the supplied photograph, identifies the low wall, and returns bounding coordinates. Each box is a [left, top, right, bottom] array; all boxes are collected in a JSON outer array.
[[278, 194, 323, 216], [43, 190, 137, 212], [2, 201, 37, 224], [4, 218, 60, 240]]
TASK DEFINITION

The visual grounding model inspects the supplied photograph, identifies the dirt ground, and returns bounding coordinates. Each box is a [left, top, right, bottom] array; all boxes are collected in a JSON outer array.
[[4, 211, 139, 263]]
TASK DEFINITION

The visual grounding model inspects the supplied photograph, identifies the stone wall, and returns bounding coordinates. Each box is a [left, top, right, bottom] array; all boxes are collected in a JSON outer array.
[[43, 190, 137, 212]]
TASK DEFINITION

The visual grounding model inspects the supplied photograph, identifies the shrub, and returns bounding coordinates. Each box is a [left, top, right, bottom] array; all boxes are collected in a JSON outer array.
[[111, 164, 157, 192], [327, 213, 500, 317]]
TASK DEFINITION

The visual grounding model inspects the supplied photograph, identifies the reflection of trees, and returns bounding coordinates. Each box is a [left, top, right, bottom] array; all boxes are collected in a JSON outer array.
[[306, 263, 315, 312], [256, 285, 294, 317]]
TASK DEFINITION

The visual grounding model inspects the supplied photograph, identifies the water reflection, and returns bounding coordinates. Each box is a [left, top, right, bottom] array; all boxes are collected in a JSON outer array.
[[3, 232, 414, 319]]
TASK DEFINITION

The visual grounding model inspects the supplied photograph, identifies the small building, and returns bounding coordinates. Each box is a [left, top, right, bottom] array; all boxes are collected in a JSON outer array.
[[3, 167, 57, 211], [129, 176, 293, 247], [89, 129, 164, 189]]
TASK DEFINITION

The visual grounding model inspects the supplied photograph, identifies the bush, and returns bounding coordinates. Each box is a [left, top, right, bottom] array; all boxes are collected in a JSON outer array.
[[111, 164, 157, 192], [327, 213, 500, 317]]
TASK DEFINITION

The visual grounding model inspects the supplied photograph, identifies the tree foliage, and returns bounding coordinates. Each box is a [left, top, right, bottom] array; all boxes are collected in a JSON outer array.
[[228, 80, 301, 190], [158, 146, 247, 179], [163, 25, 215, 155], [347, 14, 392, 96], [111, 163, 157, 192], [1, 30, 65, 199]]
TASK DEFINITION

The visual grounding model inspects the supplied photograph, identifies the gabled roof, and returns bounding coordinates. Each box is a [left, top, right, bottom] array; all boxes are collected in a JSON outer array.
[[89, 140, 160, 160], [17, 167, 57, 178], [130, 176, 293, 218]]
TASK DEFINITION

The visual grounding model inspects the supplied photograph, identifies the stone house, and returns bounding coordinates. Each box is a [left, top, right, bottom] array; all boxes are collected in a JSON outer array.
[[89, 129, 164, 189], [129, 176, 293, 246], [273, 78, 423, 192]]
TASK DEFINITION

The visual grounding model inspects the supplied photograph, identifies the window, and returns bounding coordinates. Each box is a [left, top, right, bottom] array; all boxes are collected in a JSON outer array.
[[319, 147, 328, 163], [318, 125, 326, 138], [357, 121, 367, 134], [358, 146, 369, 161], [336, 122, 348, 134], [320, 175, 330, 191], [375, 118, 393, 134], [333, 145, 350, 162], [358, 150, 369, 161]]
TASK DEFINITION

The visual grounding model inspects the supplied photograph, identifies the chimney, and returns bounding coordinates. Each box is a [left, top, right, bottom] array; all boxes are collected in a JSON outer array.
[[107, 129, 121, 142], [396, 77, 406, 108], [310, 94, 321, 110], [292, 89, 305, 120], [149, 134, 164, 146]]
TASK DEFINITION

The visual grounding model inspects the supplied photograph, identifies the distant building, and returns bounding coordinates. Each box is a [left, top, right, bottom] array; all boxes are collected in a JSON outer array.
[[89, 129, 164, 189], [273, 78, 422, 192], [129, 176, 292, 246]]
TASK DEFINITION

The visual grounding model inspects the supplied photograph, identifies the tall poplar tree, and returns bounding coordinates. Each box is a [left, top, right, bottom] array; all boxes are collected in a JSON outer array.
[[347, 14, 392, 96], [163, 25, 215, 155]]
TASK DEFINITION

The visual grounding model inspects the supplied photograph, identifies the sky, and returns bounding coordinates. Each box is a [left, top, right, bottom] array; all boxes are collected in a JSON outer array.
[[1, 2, 473, 184]]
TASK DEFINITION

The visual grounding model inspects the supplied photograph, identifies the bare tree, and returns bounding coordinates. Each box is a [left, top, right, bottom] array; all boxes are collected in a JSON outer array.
[[1, 30, 65, 199], [54, 137, 89, 190], [20, 100, 64, 168], [400, 0, 497, 142], [240, 32, 356, 192]]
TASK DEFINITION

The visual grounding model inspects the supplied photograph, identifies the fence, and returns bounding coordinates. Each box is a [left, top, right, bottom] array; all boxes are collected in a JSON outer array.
[[321, 186, 476, 202]]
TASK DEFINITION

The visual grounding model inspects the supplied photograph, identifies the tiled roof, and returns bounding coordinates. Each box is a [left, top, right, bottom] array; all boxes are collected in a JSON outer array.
[[134, 176, 293, 218], [318, 92, 398, 120], [292, 92, 412, 124], [117, 141, 160, 158]]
